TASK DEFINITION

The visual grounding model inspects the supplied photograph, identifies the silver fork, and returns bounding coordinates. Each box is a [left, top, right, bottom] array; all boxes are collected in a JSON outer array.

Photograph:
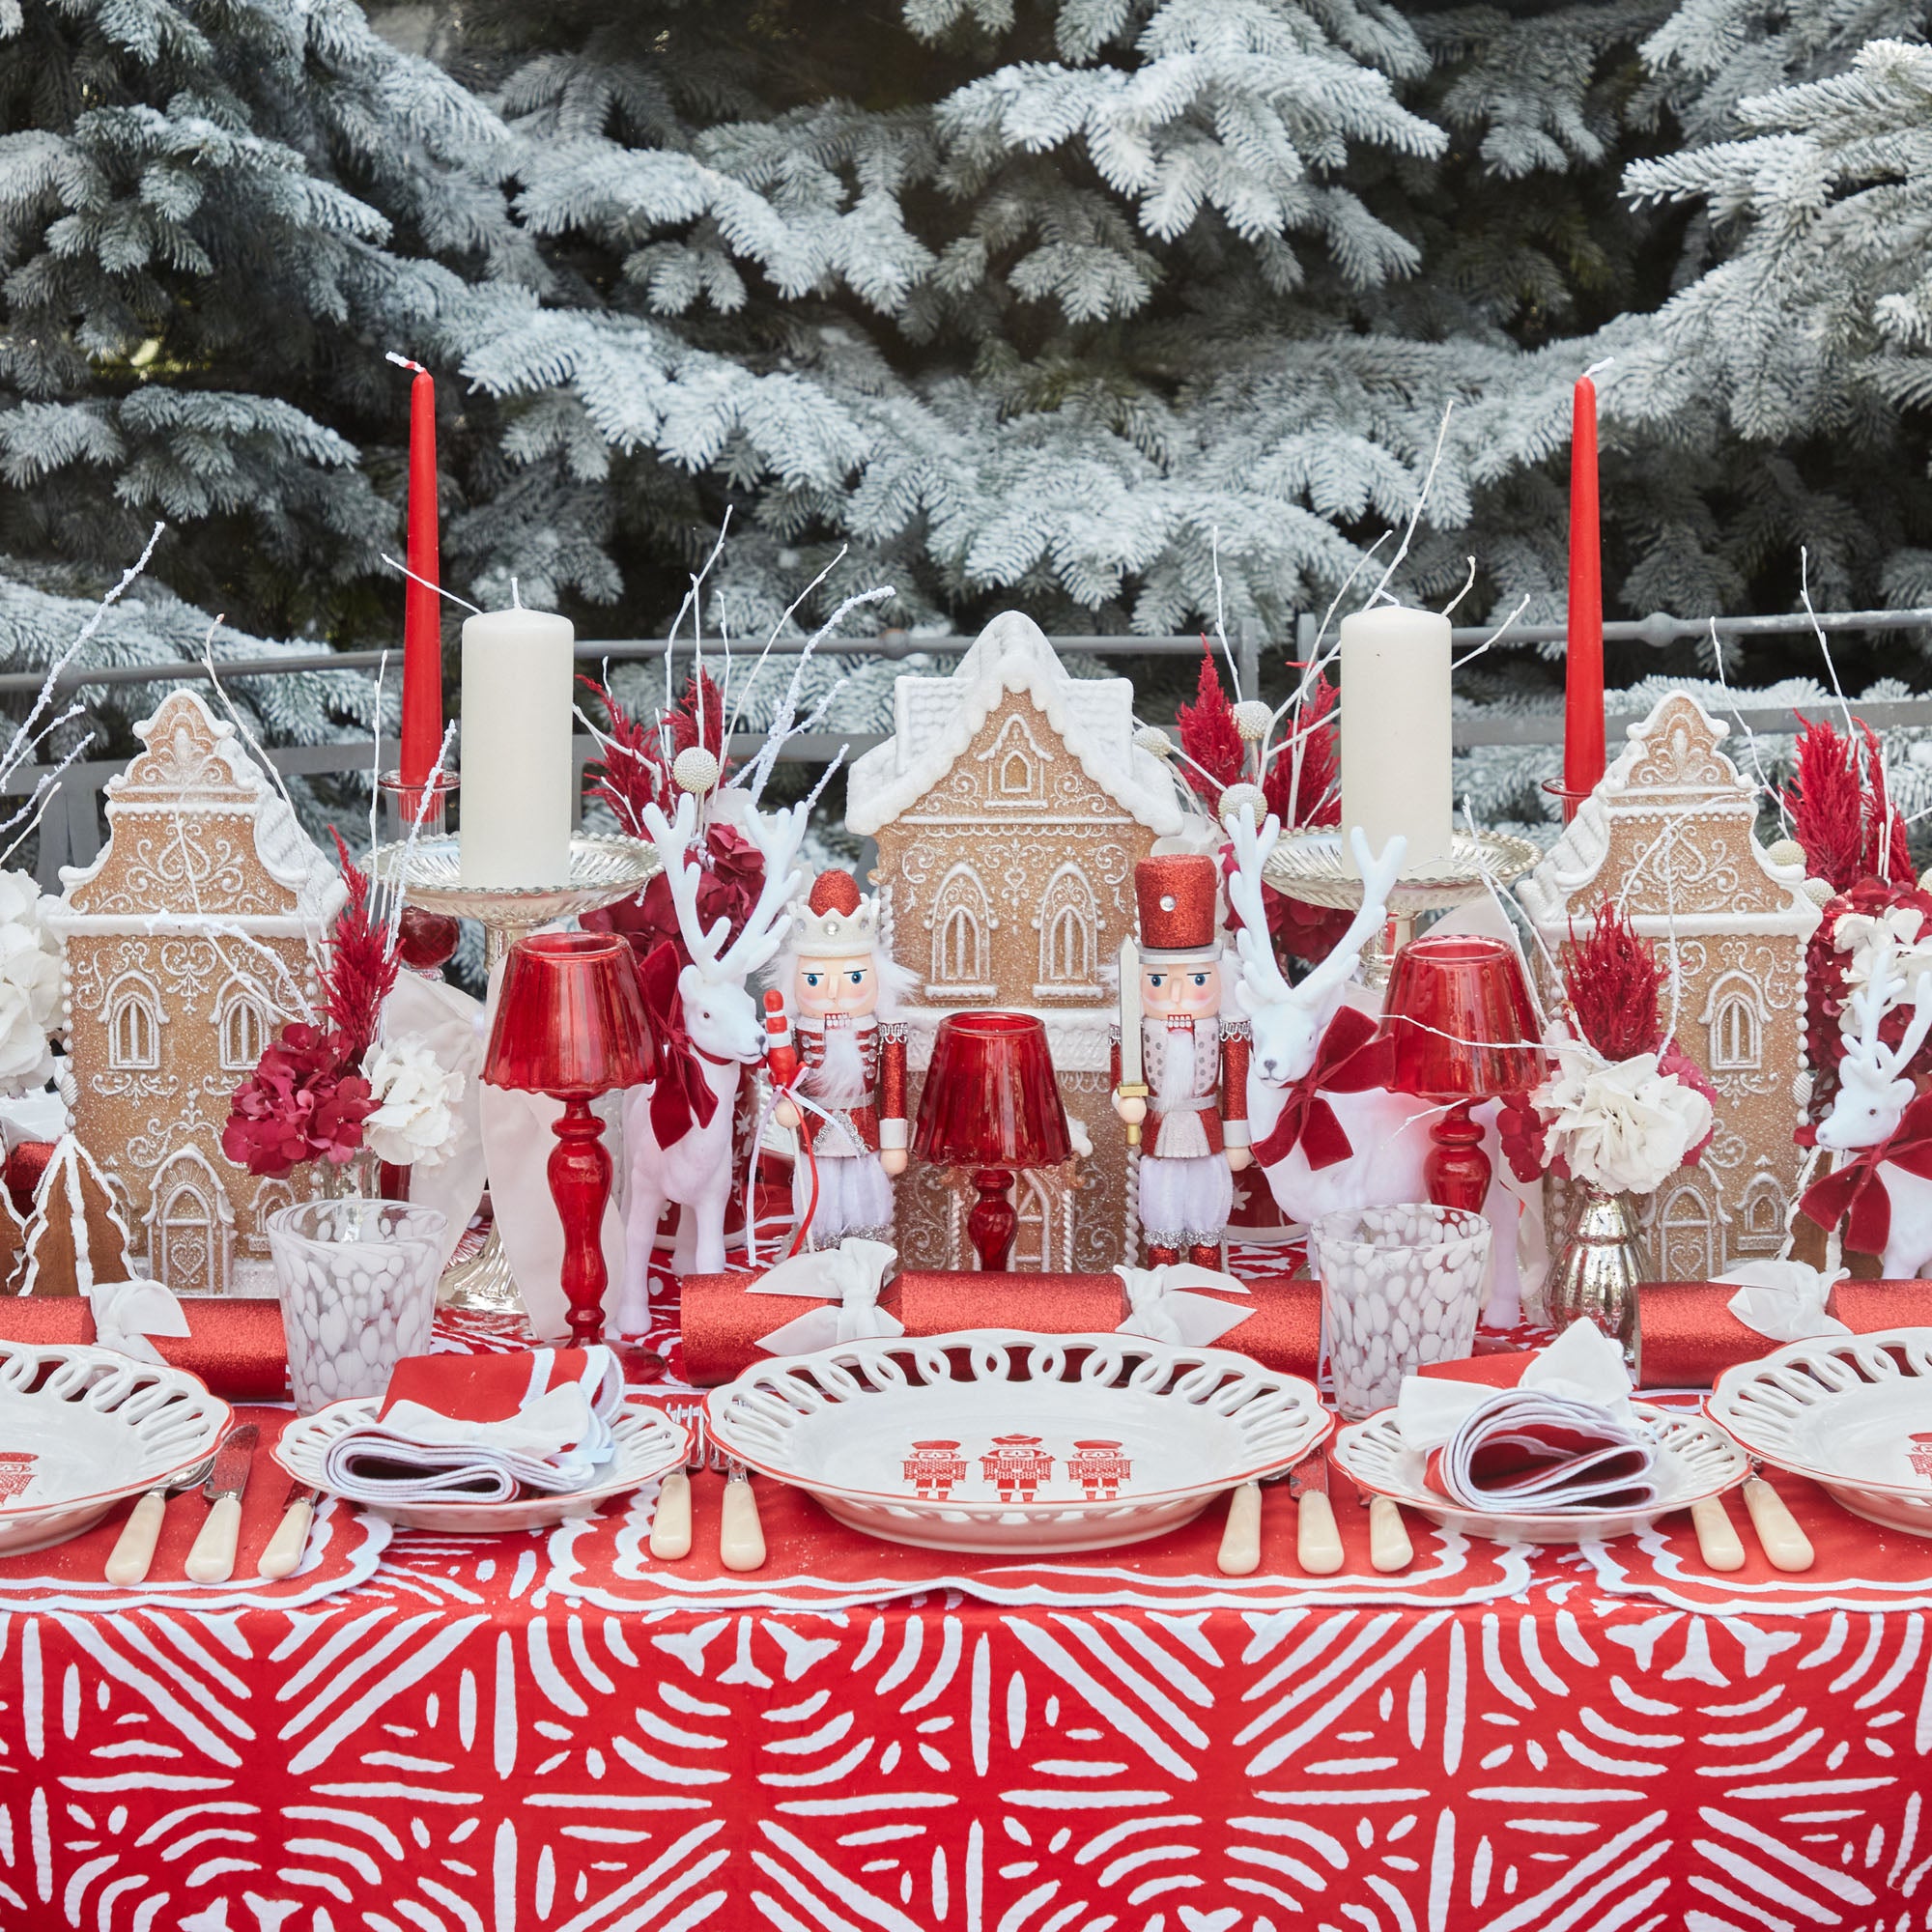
[[648, 1402, 704, 1561], [105, 1455, 213, 1586]]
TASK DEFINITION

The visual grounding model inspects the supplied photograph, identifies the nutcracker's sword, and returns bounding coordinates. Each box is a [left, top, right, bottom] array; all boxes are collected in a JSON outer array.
[[1118, 936, 1147, 1149]]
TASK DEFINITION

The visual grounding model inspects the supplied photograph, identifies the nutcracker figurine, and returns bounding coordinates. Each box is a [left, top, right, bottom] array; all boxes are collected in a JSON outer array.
[[768, 868, 913, 1250], [1111, 852, 1250, 1266]]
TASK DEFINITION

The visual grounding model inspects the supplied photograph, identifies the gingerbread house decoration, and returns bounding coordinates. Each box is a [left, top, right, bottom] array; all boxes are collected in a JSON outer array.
[[1518, 690, 1820, 1278], [846, 612, 1185, 1271], [45, 689, 344, 1294]]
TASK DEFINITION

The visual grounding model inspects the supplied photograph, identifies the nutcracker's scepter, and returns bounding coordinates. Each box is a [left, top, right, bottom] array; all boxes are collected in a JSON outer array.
[[1118, 935, 1147, 1148]]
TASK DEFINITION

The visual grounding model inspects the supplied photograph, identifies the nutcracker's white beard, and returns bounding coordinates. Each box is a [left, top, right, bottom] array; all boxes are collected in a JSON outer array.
[[1151, 1016, 1217, 1103], [813, 1023, 869, 1104]]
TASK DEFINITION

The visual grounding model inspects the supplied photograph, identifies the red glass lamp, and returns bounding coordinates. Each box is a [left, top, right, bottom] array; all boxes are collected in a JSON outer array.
[[912, 1011, 1071, 1271], [483, 932, 650, 1343], [1380, 935, 1545, 1213]]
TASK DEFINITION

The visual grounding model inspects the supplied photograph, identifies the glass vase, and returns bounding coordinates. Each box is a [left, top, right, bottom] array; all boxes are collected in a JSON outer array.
[[269, 1199, 447, 1413], [1546, 1184, 1645, 1360]]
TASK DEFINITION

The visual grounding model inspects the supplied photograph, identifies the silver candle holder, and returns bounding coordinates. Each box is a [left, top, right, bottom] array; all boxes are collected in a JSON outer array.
[[1263, 827, 1542, 987]]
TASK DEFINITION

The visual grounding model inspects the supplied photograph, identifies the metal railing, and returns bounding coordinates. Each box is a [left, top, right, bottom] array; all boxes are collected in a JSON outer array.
[[8, 608, 1932, 889]]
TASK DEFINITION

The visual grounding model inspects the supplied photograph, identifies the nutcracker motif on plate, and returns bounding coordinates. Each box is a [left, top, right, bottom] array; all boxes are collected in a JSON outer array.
[[980, 1435, 1053, 1502], [901, 1439, 966, 1500], [1111, 853, 1251, 1265], [1910, 1433, 1932, 1481], [767, 870, 913, 1251], [1066, 1439, 1131, 1500]]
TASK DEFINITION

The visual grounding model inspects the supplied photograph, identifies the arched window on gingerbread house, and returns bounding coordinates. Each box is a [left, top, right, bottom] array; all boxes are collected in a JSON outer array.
[[1737, 1173, 1787, 1254], [1700, 970, 1766, 1072], [928, 865, 994, 998], [216, 979, 270, 1072], [104, 973, 162, 1071], [1035, 864, 1099, 998], [976, 714, 1049, 805], [1657, 1179, 1716, 1280]]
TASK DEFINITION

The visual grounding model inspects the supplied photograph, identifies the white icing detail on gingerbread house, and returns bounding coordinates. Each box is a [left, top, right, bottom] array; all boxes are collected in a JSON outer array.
[[1518, 688, 1820, 1277], [847, 611, 1184, 838], [46, 689, 347, 1294], [856, 611, 1181, 1272]]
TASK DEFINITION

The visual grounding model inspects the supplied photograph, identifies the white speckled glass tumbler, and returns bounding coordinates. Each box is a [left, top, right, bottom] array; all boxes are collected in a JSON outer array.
[[269, 1200, 447, 1413], [1312, 1204, 1492, 1420]]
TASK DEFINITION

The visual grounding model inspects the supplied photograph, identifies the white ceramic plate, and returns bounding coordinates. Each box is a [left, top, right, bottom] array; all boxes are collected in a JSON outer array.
[[0, 1344, 231, 1556], [703, 1330, 1329, 1553], [1333, 1403, 1747, 1545], [273, 1400, 689, 1533], [1709, 1328, 1932, 1537]]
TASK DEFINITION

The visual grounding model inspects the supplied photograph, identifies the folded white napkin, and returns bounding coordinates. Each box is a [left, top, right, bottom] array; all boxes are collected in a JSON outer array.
[[1395, 1318, 1637, 1453], [1426, 1387, 1661, 1514], [320, 1347, 626, 1505], [1719, 1260, 1852, 1344], [84, 1278, 190, 1367]]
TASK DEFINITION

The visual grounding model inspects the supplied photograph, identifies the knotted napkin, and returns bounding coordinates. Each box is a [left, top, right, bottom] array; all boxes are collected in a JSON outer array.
[[1397, 1321, 1658, 1515], [640, 941, 721, 1149], [320, 1348, 626, 1504], [745, 1238, 903, 1355], [82, 1279, 191, 1367], [1113, 1263, 1253, 1348], [1718, 1259, 1852, 1344]]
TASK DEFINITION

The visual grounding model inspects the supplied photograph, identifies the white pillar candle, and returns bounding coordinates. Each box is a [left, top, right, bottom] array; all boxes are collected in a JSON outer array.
[[459, 608, 575, 887], [1339, 604, 1452, 876]]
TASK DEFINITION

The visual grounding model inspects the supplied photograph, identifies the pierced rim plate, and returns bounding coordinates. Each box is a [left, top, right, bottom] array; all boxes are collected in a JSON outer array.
[[0, 1344, 232, 1555], [273, 1398, 689, 1534], [1333, 1402, 1747, 1544], [703, 1330, 1330, 1553], [1708, 1329, 1932, 1532]]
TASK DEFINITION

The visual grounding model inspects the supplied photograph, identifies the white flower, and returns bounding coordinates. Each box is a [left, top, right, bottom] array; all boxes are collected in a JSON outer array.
[[1535, 1037, 1714, 1197], [361, 1034, 465, 1168], [0, 871, 61, 1095], [1834, 905, 1932, 996]]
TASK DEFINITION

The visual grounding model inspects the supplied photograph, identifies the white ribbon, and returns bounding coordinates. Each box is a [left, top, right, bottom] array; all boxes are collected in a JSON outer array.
[[748, 1238, 904, 1355], [382, 973, 490, 1273], [1718, 1260, 1852, 1344], [1113, 1263, 1253, 1348], [0, 1085, 65, 1153], [1396, 1318, 1636, 1453], [84, 1279, 190, 1367]]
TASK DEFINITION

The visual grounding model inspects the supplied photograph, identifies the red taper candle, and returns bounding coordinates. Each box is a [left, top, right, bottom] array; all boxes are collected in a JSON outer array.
[[1563, 371, 1605, 822], [400, 363, 442, 788]]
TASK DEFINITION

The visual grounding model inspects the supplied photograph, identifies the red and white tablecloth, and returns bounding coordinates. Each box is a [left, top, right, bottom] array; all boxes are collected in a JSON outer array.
[[14, 1261, 1932, 1930]]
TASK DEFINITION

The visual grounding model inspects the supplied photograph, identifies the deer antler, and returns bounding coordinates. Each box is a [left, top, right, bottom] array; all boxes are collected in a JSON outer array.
[[711, 800, 809, 983], [1289, 825, 1406, 1011], [1224, 806, 1293, 1010], [640, 796, 735, 976]]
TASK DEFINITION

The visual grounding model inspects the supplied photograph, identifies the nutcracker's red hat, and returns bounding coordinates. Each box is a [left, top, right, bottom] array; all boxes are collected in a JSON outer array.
[[989, 1435, 1043, 1445], [1072, 1440, 1122, 1450], [1135, 853, 1220, 961], [912, 1440, 961, 1451]]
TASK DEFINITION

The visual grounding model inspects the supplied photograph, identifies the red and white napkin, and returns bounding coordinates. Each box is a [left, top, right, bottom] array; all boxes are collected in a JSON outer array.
[[1396, 1321, 1659, 1515], [321, 1348, 625, 1504]]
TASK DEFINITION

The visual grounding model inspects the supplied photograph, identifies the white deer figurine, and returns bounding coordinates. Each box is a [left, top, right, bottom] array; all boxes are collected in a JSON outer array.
[[1225, 808, 1531, 1316], [613, 793, 808, 1328], [1808, 933, 1932, 1276]]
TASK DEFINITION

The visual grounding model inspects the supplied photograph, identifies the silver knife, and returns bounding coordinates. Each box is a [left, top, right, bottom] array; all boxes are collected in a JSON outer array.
[[185, 1423, 260, 1583]]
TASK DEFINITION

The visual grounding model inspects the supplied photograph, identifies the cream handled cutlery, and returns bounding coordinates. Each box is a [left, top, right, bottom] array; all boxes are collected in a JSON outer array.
[[1742, 1463, 1814, 1572], [1290, 1452, 1345, 1575], [1690, 1493, 1747, 1572], [185, 1424, 259, 1584], [1215, 1480, 1264, 1576], [105, 1459, 213, 1587], [649, 1406, 702, 1562], [257, 1481, 319, 1580]]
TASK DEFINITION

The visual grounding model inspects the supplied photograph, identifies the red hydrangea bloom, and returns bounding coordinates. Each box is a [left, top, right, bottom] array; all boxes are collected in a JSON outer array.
[[221, 1024, 376, 1178], [583, 822, 764, 972]]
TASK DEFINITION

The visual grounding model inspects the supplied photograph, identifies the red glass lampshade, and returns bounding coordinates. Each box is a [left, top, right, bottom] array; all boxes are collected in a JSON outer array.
[[484, 932, 649, 1099], [483, 933, 650, 1343], [913, 1012, 1070, 1271], [1379, 935, 1545, 1215]]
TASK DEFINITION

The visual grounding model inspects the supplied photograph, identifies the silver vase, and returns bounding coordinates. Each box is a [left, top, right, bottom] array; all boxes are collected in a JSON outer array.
[[1546, 1186, 1644, 1359]]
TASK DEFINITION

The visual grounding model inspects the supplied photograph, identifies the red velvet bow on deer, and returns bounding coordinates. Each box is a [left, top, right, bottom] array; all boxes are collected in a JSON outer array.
[[1250, 1006, 1393, 1170], [1799, 1090, 1932, 1256], [639, 941, 719, 1149]]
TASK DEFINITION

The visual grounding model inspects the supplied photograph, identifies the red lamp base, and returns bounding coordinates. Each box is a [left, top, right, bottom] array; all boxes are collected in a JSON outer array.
[[967, 1168, 1017, 1272], [1425, 1101, 1492, 1214], [550, 1095, 615, 1345]]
